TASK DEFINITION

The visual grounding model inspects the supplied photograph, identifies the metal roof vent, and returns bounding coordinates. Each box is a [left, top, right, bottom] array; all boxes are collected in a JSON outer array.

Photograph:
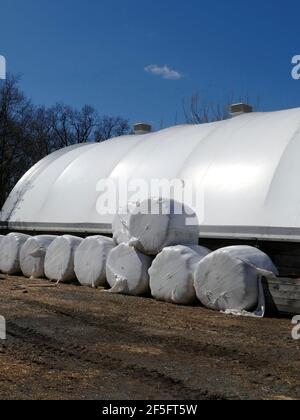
[[134, 123, 152, 135], [230, 103, 253, 117]]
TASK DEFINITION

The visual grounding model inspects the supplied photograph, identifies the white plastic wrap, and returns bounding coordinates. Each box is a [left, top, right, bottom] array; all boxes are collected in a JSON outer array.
[[74, 236, 115, 288], [0, 233, 31, 275], [113, 198, 200, 255], [149, 245, 211, 305], [20, 236, 57, 279], [112, 210, 131, 245], [44, 235, 83, 283], [106, 243, 153, 296], [194, 246, 279, 317]]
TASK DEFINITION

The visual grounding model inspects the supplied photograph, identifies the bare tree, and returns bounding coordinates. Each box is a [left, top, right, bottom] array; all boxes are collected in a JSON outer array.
[[95, 116, 129, 142], [69, 105, 98, 144], [0, 75, 33, 206], [48, 103, 75, 148], [182, 92, 258, 125], [28, 106, 53, 156], [49, 104, 127, 145], [183, 93, 229, 124]]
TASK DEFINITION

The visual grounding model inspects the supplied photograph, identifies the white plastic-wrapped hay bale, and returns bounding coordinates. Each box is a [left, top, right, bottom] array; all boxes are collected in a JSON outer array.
[[44, 235, 83, 283], [194, 246, 279, 317], [106, 243, 153, 296], [113, 198, 200, 255], [20, 236, 57, 279], [149, 245, 211, 305], [0, 233, 31, 275], [74, 236, 115, 288]]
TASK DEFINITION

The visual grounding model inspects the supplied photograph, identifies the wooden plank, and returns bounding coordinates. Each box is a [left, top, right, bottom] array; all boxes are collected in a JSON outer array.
[[265, 277, 300, 315]]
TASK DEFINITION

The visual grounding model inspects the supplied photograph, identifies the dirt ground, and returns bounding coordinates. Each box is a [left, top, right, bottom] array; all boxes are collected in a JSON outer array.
[[0, 276, 299, 401]]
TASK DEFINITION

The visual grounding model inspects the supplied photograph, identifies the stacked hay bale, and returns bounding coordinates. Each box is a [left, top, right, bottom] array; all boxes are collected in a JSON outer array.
[[109, 198, 202, 300], [0, 197, 280, 320], [106, 243, 153, 296], [110, 199, 279, 317], [74, 236, 115, 288], [194, 246, 279, 317], [44, 235, 83, 283], [20, 236, 57, 279], [113, 198, 200, 255], [0, 233, 31, 275], [149, 245, 211, 305]]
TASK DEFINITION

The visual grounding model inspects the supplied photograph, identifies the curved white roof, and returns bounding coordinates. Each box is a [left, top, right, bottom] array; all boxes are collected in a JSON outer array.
[[2, 107, 300, 241]]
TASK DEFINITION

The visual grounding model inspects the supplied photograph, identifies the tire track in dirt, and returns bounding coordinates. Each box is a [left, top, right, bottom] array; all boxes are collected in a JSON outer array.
[[7, 296, 273, 372], [6, 320, 228, 400], [1, 278, 299, 400]]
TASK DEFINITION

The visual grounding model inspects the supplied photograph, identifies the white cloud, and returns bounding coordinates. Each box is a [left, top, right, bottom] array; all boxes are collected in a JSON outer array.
[[144, 64, 183, 80]]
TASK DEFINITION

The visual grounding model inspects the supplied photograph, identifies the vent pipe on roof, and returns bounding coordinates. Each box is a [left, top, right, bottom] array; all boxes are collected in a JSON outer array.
[[230, 103, 253, 117], [134, 123, 152, 135]]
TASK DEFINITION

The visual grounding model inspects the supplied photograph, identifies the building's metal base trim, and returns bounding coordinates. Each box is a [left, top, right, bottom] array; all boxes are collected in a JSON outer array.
[[0, 221, 111, 234], [2, 222, 300, 243]]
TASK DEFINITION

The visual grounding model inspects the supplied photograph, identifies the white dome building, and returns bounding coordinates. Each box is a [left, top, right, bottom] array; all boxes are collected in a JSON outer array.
[[1, 107, 300, 256]]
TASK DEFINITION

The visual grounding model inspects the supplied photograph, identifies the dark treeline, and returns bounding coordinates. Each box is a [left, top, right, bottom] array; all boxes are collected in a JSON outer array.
[[0, 75, 130, 208]]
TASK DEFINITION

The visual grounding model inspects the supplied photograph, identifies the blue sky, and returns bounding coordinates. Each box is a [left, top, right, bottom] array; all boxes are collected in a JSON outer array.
[[1, 0, 300, 128]]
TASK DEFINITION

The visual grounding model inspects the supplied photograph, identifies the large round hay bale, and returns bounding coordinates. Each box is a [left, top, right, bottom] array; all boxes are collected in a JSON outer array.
[[74, 236, 115, 288], [44, 235, 83, 283], [0, 233, 31, 275], [106, 243, 153, 296], [20, 236, 57, 279], [194, 246, 279, 316], [149, 245, 211, 305], [113, 198, 200, 255]]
